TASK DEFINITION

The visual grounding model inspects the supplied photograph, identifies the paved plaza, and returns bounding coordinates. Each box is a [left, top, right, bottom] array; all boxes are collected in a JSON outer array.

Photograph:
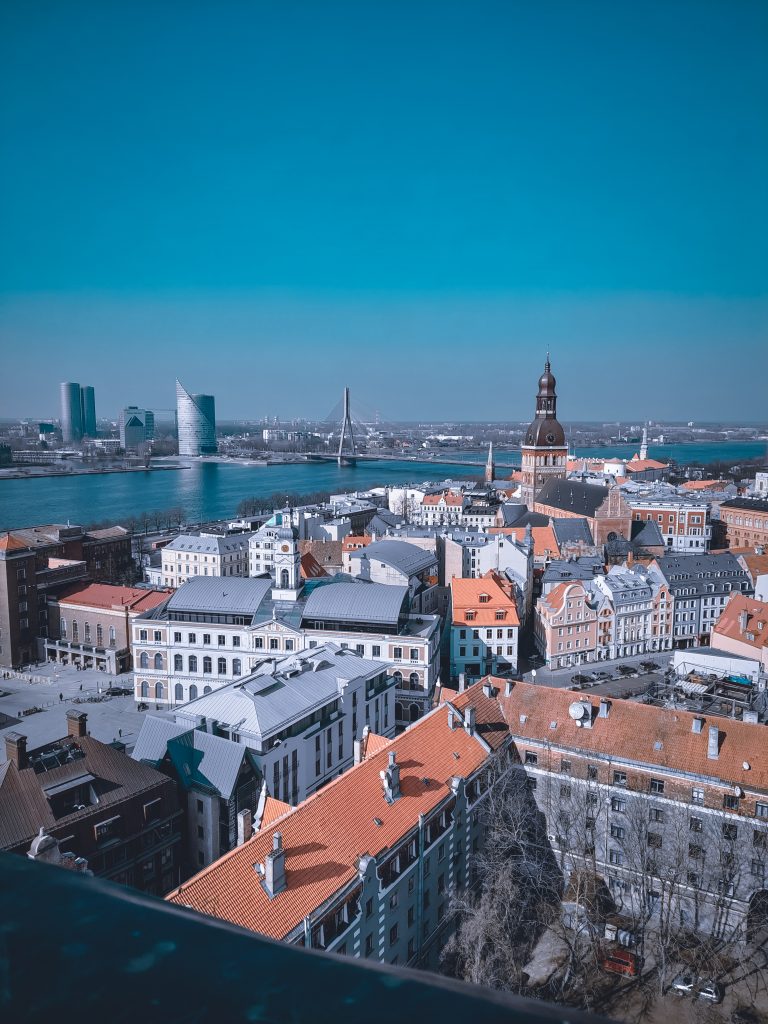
[[0, 661, 156, 751]]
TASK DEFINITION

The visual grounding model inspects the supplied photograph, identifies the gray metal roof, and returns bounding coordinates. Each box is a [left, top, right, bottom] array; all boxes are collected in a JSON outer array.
[[173, 644, 388, 740], [165, 577, 273, 615], [301, 581, 408, 626], [131, 716, 187, 764], [551, 518, 594, 546], [353, 540, 435, 577], [536, 478, 609, 517], [165, 533, 252, 555], [542, 557, 605, 585]]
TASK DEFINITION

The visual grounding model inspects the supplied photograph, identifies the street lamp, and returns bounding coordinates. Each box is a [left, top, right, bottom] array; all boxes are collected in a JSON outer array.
[[531, 669, 537, 685]]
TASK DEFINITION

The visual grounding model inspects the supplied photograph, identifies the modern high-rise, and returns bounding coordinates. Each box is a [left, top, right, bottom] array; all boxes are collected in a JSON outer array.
[[59, 382, 83, 444], [59, 382, 96, 443], [176, 379, 217, 456], [119, 406, 155, 450], [80, 385, 97, 437]]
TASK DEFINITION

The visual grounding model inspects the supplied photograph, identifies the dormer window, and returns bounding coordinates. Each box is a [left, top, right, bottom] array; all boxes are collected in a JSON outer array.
[[465, 611, 476, 621], [479, 594, 490, 604]]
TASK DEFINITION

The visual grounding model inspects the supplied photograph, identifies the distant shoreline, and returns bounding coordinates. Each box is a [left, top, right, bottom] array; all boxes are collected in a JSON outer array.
[[0, 464, 188, 482]]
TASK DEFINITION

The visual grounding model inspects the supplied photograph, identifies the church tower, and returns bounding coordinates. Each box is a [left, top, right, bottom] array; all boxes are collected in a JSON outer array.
[[520, 356, 568, 507], [484, 442, 495, 484]]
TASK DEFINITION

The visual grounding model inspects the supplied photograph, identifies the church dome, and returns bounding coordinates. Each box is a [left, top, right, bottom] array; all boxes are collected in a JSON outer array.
[[524, 418, 566, 447], [276, 524, 296, 542], [538, 364, 556, 395]]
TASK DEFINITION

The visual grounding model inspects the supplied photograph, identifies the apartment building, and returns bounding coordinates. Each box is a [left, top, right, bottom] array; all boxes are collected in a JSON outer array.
[[711, 593, 768, 672], [1, 711, 183, 896], [503, 682, 768, 938], [46, 583, 168, 672], [166, 682, 509, 969], [720, 499, 768, 551], [130, 577, 441, 725], [162, 533, 252, 587], [348, 540, 439, 615], [650, 553, 754, 648], [450, 573, 520, 683], [414, 491, 466, 527], [627, 496, 712, 552]]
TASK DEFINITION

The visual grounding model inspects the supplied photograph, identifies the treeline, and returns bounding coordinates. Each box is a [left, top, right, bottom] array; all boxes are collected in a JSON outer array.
[[235, 491, 334, 517]]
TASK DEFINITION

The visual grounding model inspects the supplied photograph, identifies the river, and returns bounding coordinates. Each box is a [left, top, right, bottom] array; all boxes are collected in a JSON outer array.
[[0, 440, 764, 531]]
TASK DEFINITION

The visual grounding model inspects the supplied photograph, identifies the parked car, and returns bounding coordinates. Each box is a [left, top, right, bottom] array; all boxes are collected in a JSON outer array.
[[571, 673, 590, 684], [593, 670, 611, 679], [617, 665, 636, 676], [600, 947, 641, 977], [698, 980, 724, 1004], [671, 973, 696, 996], [105, 686, 132, 696], [640, 660, 659, 672]]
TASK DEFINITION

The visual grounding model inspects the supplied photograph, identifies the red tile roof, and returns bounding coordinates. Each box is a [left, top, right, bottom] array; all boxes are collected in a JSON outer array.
[[499, 681, 768, 791], [0, 534, 30, 552], [711, 593, 768, 656], [56, 583, 168, 613], [487, 525, 557, 559], [451, 573, 520, 627], [166, 684, 498, 939]]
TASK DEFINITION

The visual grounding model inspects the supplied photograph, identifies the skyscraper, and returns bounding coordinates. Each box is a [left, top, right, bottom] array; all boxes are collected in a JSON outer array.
[[175, 379, 217, 456], [119, 407, 155, 450], [80, 385, 97, 437], [59, 382, 83, 444]]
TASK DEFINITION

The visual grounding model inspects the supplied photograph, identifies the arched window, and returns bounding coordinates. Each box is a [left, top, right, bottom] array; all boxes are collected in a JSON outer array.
[[156, 682, 165, 700], [409, 672, 419, 688], [409, 703, 420, 722], [189, 684, 198, 700], [109, 626, 116, 647], [232, 658, 241, 676], [84, 622, 91, 642], [203, 686, 212, 695], [140, 681, 149, 698], [203, 657, 212, 674], [217, 657, 227, 675], [175, 683, 184, 701], [280, 569, 289, 588], [139, 652, 149, 669], [154, 653, 163, 670], [60, 618, 67, 639], [189, 655, 197, 672], [393, 670, 403, 686], [96, 624, 103, 646], [174, 654, 183, 671]]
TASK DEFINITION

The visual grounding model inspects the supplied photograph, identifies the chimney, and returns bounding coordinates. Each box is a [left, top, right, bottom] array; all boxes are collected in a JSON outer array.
[[447, 708, 457, 730], [237, 808, 253, 846], [264, 832, 286, 896], [66, 711, 88, 739], [4, 731, 27, 769], [458, 673, 466, 693], [465, 706, 476, 737], [739, 610, 749, 633], [380, 750, 401, 802], [691, 717, 704, 734], [482, 681, 493, 698], [598, 699, 611, 719], [707, 724, 720, 760], [504, 680, 513, 697]]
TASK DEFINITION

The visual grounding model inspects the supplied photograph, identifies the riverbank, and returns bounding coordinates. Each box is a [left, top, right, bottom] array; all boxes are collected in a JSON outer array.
[[0, 463, 188, 481]]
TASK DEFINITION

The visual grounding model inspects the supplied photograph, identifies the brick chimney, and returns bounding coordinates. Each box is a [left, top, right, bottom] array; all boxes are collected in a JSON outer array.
[[4, 731, 27, 769], [66, 711, 88, 738], [237, 808, 253, 846]]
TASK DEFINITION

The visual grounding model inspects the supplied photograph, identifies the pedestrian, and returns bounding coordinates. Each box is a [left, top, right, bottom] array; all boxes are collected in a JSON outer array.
[[59, 692, 63, 702], [79, 684, 83, 691]]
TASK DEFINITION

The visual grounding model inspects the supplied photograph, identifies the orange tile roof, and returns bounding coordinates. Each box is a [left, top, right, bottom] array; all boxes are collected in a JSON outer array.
[[57, 583, 168, 613], [625, 456, 668, 472], [0, 533, 30, 552], [451, 573, 520, 627], [488, 525, 557, 559], [259, 796, 294, 830], [731, 550, 768, 582], [422, 491, 464, 506], [167, 684, 498, 939], [360, 731, 392, 760], [711, 593, 768, 655], [300, 552, 329, 579], [499, 681, 768, 791], [341, 535, 372, 552], [682, 479, 729, 491]]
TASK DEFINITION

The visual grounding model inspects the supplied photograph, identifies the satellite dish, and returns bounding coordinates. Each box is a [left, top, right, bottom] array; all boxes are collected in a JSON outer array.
[[568, 701, 586, 720]]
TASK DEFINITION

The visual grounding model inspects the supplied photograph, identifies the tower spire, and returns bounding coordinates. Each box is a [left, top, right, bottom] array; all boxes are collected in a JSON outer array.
[[484, 441, 495, 484]]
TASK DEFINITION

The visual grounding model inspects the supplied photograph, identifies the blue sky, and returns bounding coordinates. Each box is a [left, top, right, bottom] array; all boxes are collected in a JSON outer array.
[[1, 1, 766, 421]]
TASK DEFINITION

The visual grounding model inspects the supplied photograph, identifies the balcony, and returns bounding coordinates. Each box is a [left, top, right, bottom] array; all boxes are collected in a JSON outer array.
[[0, 855, 606, 1023]]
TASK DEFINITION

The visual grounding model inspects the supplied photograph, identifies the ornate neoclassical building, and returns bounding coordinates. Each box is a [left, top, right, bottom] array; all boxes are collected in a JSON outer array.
[[519, 357, 568, 506]]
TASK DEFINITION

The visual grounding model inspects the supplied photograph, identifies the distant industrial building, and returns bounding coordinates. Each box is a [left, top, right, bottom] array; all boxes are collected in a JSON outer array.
[[59, 382, 97, 443], [176, 379, 217, 456], [119, 406, 155, 450]]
